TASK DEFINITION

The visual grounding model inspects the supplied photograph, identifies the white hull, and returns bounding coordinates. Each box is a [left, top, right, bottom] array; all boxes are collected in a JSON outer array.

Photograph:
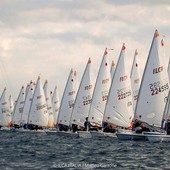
[[13, 128, 46, 133], [45, 129, 58, 135], [0, 127, 11, 130], [57, 131, 78, 137], [78, 131, 92, 138], [116, 132, 147, 141], [143, 131, 165, 135], [90, 131, 116, 138], [146, 134, 170, 142]]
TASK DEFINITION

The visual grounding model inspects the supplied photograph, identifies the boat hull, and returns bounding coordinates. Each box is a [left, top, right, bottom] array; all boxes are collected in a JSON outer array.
[[146, 134, 170, 142], [90, 131, 116, 138], [57, 131, 78, 137], [78, 131, 91, 138], [116, 132, 147, 141], [143, 131, 165, 135]]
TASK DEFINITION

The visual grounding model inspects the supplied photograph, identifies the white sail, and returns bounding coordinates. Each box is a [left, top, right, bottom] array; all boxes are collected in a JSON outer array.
[[88, 49, 111, 126], [0, 88, 12, 127], [110, 60, 116, 80], [104, 43, 134, 128], [52, 85, 60, 125], [168, 58, 170, 81], [28, 76, 49, 127], [21, 81, 35, 125], [25, 83, 30, 97], [9, 95, 14, 114], [162, 91, 170, 127], [135, 30, 169, 127], [130, 50, 141, 112], [70, 58, 93, 127], [57, 69, 77, 126], [43, 80, 54, 128], [74, 71, 78, 92], [12, 86, 25, 126]]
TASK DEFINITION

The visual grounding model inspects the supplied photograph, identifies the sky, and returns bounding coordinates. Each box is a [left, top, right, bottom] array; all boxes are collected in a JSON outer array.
[[0, 0, 169, 101]]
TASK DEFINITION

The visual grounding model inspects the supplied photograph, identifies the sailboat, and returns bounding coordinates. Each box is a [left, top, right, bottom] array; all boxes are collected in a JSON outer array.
[[51, 85, 60, 126], [0, 88, 12, 130], [130, 50, 141, 112], [27, 76, 49, 130], [12, 86, 25, 128], [43, 80, 55, 128], [20, 81, 35, 129], [104, 43, 133, 132], [116, 30, 169, 140], [87, 49, 113, 138], [70, 58, 93, 138], [57, 69, 77, 135]]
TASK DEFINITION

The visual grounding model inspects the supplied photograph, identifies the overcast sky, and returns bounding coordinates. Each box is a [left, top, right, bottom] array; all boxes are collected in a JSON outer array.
[[0, 0, 169, 100]]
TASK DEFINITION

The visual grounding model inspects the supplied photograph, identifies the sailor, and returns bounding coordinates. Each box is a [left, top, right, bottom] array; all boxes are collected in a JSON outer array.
[[166, 120, 170, 135], [84, 117, 90, 131], [72, 123, 78, 132]]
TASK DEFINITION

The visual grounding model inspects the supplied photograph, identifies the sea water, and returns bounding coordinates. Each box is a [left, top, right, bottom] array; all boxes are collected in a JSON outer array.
[[0, 130, 169, 170]]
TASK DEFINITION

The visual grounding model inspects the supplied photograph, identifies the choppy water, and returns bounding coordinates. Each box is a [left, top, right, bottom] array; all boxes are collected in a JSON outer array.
[[0, 130, 170, 170]]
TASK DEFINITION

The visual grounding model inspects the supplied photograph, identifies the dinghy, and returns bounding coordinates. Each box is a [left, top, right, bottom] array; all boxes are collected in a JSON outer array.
[[56, 69, 77, 136], [51, 85, 60, 127], [27, 76, 49, 132], [88, 49, 115, 138], [20, 81, 35, 128], [70, 58, 93, 138], [0, 88, 12, 130], [116, 30, 169, 140], [130, 50, 141, 112], [104, 43, 134, 139], [12, 86, 25, 128], [43, 80, 55, 128]]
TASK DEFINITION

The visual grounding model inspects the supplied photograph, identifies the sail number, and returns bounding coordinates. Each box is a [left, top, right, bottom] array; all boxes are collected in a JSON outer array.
[[69, 91, 76, 96], [68, 100, 74, 108], [149, 80, 169, 96], [133, 90, 139, 101], [102, 78, 109, 84], [102, 91, 109, 101], [36, 104, 47, 111], [102, 95, 107, 101], [83, 95, 92, 105], [120, 75, 128, 82], [117, 87, 131, 100], [85, 85, 92, 90]]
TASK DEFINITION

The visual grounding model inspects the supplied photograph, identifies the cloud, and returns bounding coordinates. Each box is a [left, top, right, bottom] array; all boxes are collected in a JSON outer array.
[[0, 0, 169, 99]]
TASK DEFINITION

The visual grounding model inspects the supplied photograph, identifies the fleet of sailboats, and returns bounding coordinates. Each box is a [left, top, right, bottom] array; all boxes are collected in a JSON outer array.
[[0, 29, 169, 142]]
